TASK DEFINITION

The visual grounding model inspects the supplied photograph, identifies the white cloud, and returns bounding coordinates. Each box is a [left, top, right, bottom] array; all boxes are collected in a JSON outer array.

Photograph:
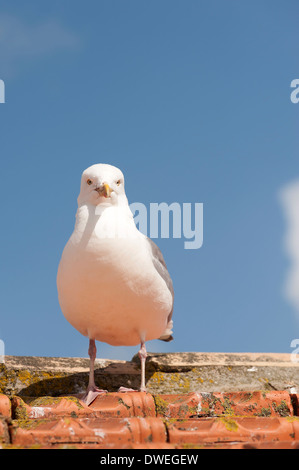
[[280, 180, 299, 315], [0, 14, 79, 75]]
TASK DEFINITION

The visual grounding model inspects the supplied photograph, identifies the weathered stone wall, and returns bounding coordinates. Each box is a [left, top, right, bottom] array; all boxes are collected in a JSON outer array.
[[0, 352, 298, 397]]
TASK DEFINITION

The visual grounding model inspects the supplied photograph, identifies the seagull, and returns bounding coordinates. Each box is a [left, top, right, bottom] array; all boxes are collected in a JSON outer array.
[[57, 164, 174, 405]]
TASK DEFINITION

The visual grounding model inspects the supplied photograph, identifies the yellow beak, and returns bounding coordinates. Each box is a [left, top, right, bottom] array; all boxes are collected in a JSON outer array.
[[95, 182, 112, 198], [102, 182, 111, 198]]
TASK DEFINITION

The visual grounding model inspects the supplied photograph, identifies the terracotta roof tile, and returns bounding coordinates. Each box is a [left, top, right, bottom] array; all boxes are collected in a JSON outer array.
[[87, 391, 156, 418], [1, 354, 299, 450], [167, 416, 299, 446], [155, 390, 294, 419], [12, 392, 156, 420], [0, 416, 10, 444], [10, 416, 167, 448], [291, 393, 299, 415], [0, 394, 11, 418], [0, 390, 298, 449]]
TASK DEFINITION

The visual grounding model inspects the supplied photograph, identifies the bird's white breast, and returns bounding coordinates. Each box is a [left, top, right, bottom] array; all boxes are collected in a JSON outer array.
[[57, 204, 172, 346]]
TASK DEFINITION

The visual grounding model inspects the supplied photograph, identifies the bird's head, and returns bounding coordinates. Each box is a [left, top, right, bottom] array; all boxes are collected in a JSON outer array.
[[77, 163, 127, 207]]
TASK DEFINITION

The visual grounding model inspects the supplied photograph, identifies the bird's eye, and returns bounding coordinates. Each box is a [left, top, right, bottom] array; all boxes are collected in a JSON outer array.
[[87, 179, 93, 185], [116, 180, 121, 186]]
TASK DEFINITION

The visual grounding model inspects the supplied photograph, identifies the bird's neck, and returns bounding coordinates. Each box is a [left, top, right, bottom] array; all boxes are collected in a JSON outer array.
[[73, 202, 137, 241]]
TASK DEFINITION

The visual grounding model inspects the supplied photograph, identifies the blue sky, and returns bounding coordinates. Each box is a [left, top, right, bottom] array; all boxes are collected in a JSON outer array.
[[0, 0, 299, 361]]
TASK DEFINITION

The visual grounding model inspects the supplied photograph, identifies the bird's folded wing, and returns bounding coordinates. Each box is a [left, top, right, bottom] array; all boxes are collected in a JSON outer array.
[[146, 237, 174, 341]]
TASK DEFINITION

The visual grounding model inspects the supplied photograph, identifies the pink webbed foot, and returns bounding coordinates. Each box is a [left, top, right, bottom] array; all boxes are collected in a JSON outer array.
[[118, 386, 147, 393], [80, 386, 107, 406]]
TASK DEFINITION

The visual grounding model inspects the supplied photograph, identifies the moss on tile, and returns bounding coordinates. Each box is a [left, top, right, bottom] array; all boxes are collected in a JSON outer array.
[[13, 398, 28, 420], [28, 396, 84, 409], [117, 397, 131, 411], [153, 395, 169, 416], [254, 406, 271, 417], [239, 392, 254, 402], [221, 395, 235, 416], [272, 400, 291, 417], [219, 417, 239, 432], [12, 418, 49, 430], [286, 416, 299, 423]]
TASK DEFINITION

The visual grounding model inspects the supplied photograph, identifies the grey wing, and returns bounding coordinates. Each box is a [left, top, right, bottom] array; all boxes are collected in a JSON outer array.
[[146, 237, 174, 342]]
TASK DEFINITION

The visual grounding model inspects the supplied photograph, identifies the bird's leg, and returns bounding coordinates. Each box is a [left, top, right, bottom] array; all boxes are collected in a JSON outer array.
[[88, 338, 97, 389], [118, 342, 147, 393], [80, 339, 107, 406], [139, 342, 147, 392]]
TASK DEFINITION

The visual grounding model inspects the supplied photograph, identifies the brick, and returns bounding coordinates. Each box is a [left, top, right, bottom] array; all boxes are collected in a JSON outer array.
[[0, 394, 11, 418], [155, 391, 294, 418], [167, 417, 299, 445], [11, 416, 167, 448]]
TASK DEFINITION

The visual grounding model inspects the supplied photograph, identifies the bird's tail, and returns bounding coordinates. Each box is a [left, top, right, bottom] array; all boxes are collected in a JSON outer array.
[[158, 319, 174, 342]]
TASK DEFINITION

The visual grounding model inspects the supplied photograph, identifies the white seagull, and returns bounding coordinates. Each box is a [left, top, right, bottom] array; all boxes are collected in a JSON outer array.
[[57, 164, 174, 405]]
